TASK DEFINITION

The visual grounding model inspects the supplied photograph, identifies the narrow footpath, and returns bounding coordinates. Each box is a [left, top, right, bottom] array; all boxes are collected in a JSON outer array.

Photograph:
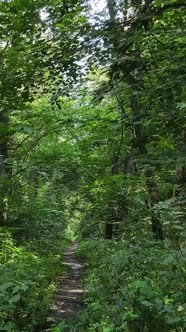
[[47, 241, 84, 331]]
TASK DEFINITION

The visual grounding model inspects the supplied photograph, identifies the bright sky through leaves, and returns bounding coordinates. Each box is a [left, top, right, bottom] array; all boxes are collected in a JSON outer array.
[[91, 0, 106, 12]]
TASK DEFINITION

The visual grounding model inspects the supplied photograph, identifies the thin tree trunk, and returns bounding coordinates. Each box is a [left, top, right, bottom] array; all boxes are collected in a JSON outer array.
[[0, 111, 10, 225], [104, 0, 118, 240], [107, 0, 117, 23], [131, 93, 164, 240]]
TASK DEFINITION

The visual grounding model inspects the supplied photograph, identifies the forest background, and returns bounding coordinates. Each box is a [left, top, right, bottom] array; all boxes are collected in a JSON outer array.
[[0, 0, 185, 331]]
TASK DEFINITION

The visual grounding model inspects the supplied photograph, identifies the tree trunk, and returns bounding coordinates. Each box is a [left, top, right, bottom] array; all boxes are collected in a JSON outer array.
[[107, 0, 117, 23], [105, 222, 113, 239], [145, 170, 164, 240], [0, 111, 10, 225], [131, 93, 164, 240], [104, 0, 118, 240]]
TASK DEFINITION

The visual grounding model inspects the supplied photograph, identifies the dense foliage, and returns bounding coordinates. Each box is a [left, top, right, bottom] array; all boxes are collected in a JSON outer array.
[[0, 0, 185, 331], [76, 239, 185, 331]]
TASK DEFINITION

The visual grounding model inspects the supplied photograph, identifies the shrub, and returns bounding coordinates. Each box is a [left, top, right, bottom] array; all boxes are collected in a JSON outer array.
[[77, 239, 186, 332]]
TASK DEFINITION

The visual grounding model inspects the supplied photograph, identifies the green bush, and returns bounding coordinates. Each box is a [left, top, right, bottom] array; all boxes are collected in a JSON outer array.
[[77, 239, 186, 332], [0, 228, 66, 332]]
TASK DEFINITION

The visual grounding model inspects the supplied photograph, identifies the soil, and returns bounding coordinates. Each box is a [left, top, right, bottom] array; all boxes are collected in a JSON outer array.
[[46, 241, 84, 331]]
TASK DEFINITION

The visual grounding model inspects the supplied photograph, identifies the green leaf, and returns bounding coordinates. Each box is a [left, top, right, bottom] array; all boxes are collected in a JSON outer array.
[[172, 225, 184, 230], [103, 327, 112, 332], [9, 293, 21, 303], [0, 282, 14, 292], [140, 300, 153, 307]]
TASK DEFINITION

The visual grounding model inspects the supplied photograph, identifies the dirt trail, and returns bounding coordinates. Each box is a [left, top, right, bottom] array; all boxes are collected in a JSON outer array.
[[47, 241, 84, 330]]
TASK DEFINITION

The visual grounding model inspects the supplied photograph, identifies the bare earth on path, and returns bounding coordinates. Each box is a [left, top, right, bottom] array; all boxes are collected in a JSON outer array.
[[47, 241, 84, 330]]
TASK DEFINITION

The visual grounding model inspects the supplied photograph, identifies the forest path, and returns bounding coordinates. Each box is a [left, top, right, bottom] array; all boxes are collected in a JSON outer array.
[[47, 241, 84, 330]]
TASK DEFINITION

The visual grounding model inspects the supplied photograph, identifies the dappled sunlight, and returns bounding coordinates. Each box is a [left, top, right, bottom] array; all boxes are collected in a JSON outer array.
[[63, 261, 83, 269]]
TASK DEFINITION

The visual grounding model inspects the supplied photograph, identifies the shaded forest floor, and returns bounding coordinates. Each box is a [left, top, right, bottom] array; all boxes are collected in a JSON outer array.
[[46, 241, 84, 331]]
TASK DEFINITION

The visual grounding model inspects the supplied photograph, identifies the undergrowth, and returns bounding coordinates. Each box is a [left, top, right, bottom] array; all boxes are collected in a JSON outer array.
[[72, 239, 186, 332], [0, 227, 69, 332]]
